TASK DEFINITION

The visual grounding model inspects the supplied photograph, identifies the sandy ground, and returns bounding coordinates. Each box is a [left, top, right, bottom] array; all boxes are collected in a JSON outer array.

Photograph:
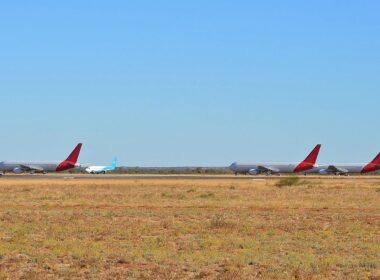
[[0, 178, 379, 279]]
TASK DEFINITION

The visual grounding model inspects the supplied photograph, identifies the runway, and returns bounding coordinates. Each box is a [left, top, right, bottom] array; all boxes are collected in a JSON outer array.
[[1, 174, 380, 180], [0, 174, 264, 180]]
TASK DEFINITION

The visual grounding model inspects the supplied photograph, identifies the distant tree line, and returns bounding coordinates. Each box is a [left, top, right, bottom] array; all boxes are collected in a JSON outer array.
[[113, 167, 232, 175]]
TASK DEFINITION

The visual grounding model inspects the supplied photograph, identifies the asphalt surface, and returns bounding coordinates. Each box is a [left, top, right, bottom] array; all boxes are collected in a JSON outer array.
[[0, 174, 264, 180], [0, 174, 380, 180]]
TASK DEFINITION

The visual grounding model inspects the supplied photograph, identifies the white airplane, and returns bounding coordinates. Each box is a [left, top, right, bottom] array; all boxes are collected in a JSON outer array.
[[0, 143, 82, 174], [229, 144, 321, 175], [85, 158, 117, 174], [317, 153, 380, 175]]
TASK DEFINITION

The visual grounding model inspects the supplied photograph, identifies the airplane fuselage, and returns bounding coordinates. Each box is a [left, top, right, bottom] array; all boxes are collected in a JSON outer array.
[[85, 165, 115, 174], [0, 161, 80, 173], [230, 162, 379, 175], [315, 163, 377, 174], [85, 158, 117, 174], [0, 143, 83, 174], [229, 162, 316, 174]]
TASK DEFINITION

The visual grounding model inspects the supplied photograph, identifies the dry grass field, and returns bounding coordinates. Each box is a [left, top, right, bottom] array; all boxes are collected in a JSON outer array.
[[0, 177, 379, 279]]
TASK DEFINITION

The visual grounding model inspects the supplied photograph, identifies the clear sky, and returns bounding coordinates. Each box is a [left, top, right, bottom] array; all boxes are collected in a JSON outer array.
[[1, 1, 379, 166]]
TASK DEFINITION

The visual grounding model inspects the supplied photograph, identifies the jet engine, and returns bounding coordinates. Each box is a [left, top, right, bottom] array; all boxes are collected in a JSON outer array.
[[248, 169, 260, 175], [13, 167, 24, 174], [318, 169, 329, 175]]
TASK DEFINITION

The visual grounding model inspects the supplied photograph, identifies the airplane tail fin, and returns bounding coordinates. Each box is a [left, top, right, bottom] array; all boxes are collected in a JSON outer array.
[[65, 143, 83, 164], [303, 144, 321, 164], [111, 157, 117, 169], [361, 152, 380, 173], [370, 152, 380, 164], [294, 144, 321, 173]]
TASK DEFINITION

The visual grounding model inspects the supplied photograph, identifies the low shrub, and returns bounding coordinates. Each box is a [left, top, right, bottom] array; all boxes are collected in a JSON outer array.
[[210, 214, 229, 228], [275, 176, 300, 188]]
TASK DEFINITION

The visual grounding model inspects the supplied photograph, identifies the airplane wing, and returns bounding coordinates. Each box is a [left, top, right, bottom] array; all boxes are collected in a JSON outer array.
[[326, 165, 348, 174], [19, 164, 45, 172], [257, 165, 280, 173]]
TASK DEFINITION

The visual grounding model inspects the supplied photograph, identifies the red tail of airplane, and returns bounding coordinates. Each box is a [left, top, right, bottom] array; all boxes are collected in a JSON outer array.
[[56, 143, 83, 171], [370, 153, 380, 165], [294, 144, 321, 173], [361, 152, 380, 173]]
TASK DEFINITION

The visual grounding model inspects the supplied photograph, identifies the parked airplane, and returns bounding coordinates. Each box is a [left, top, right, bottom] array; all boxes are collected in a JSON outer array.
[[318, 153, 380, 175], [229, 144, 321, 175], [85, 158, 117, 174], [0, 143, 82, 174]]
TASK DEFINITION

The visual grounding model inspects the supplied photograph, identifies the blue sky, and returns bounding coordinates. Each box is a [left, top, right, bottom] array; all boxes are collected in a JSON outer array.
[[1, 1, 379, 166]]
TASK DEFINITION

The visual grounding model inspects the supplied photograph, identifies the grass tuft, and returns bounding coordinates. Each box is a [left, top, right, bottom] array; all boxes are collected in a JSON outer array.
[[209, 214, 229, 228], [198, 192, 215, 199], [275, 176, 300, 188]]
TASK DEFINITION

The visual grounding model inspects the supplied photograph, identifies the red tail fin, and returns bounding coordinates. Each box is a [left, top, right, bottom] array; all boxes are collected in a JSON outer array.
[[65, 143, 82, 164], [303, 144, 321, 164], [294, 144, 321, 173], [361, 152, 380, 173], [370, 153, 380, 164]]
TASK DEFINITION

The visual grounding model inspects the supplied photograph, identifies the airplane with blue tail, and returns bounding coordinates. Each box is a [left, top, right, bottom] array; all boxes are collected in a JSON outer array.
[[85, 158, 118, 174]]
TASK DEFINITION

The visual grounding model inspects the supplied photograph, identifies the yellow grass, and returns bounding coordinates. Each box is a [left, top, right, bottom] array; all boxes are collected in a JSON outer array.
[[0, 178, 379, 279]]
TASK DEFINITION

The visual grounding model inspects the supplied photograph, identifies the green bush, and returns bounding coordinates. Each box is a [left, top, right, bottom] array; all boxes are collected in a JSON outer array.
[[275, 176, 300, 188]]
